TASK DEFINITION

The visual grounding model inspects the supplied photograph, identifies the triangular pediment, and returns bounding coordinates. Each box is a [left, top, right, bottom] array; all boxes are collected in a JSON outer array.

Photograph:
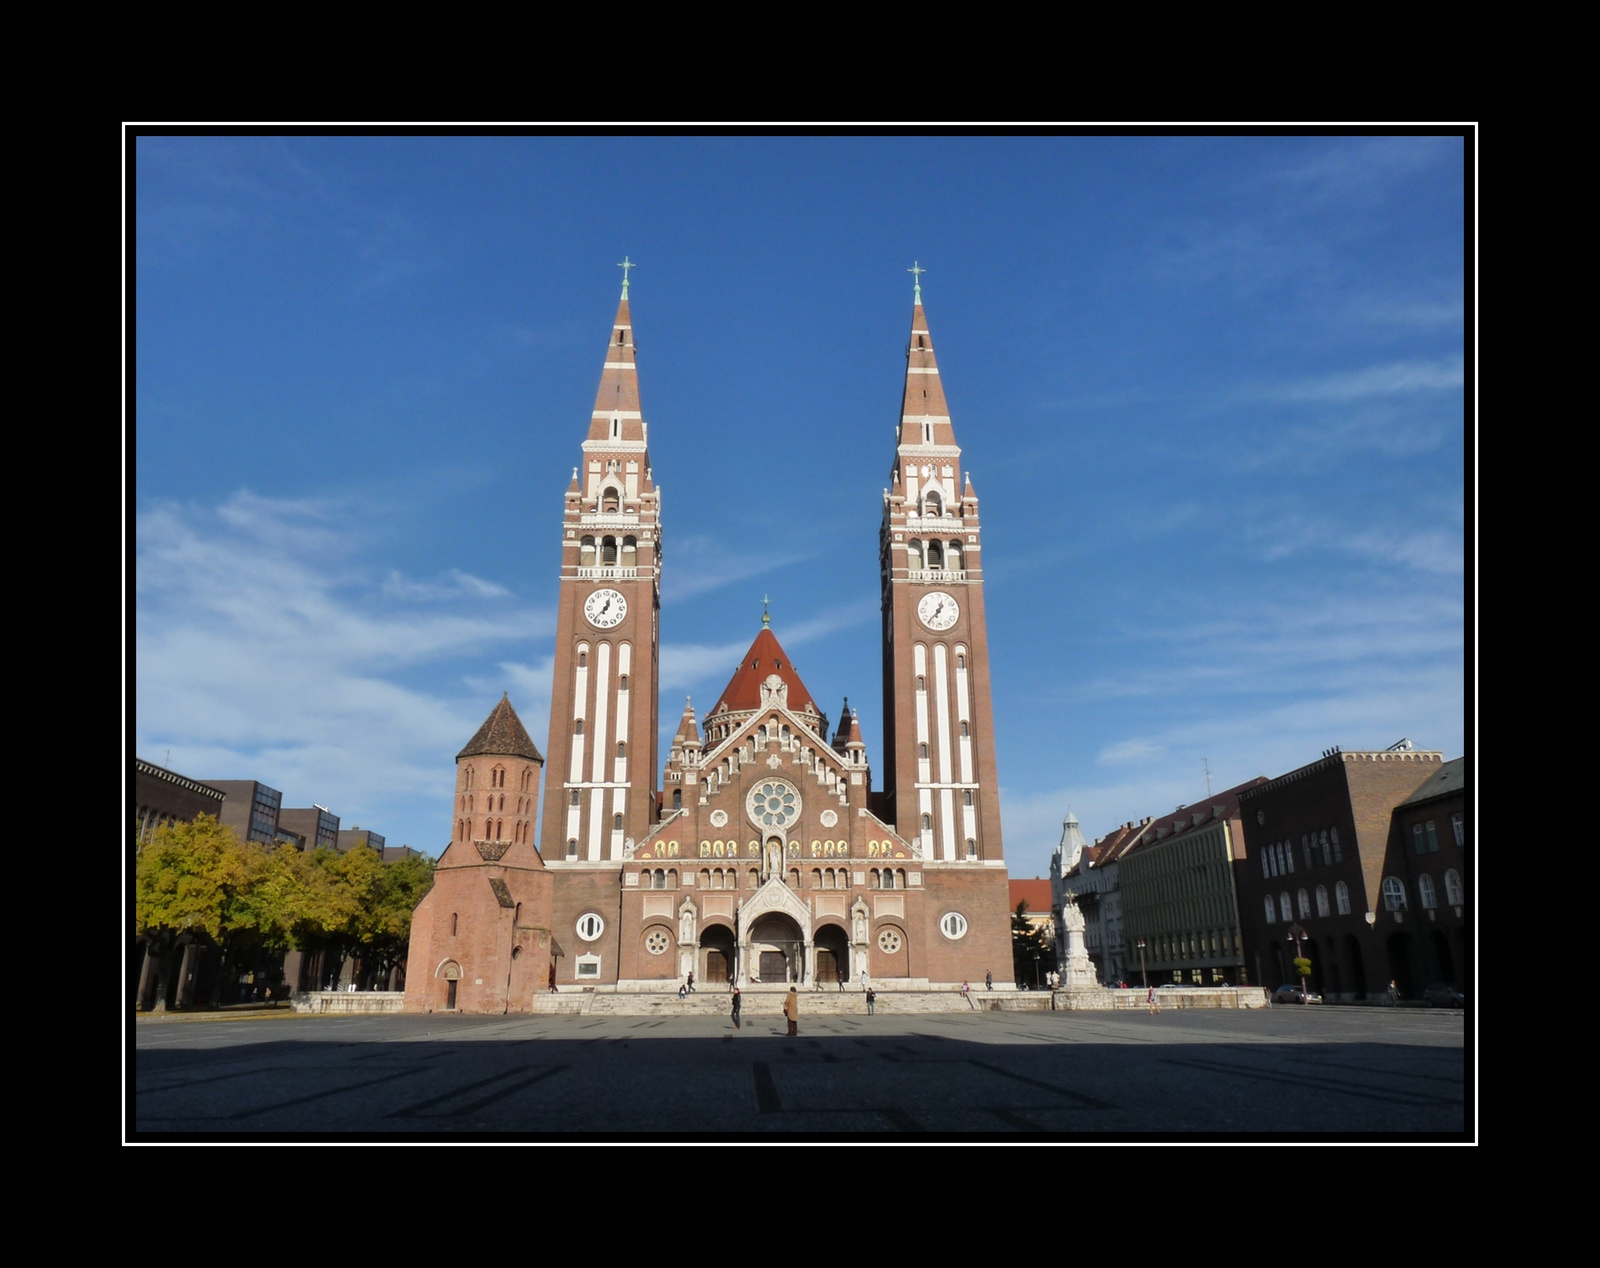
[[740, 876, 813, 927], [701, 698, 851, 774]]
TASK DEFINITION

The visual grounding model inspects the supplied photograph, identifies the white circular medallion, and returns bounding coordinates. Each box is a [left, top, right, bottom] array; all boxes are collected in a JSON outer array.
[[584, 588, 627, 629], [644, 929, 670, 955], [747, 779, 801, 831], [820, 809, 838, 828], [918, 591, 959, 630], [709, 809, 728, 828], [940, 912, 969, 941], [576, 913, 605, 942], [877, 928, 903, 954]]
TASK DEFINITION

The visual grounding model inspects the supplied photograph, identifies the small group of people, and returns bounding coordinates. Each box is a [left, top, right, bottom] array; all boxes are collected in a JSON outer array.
[[728, 982, 879, 1030], [678, 971, 697, 999]]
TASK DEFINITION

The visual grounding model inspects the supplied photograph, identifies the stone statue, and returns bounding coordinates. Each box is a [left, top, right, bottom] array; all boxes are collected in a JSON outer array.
[[679, 902, 696, 944], [1057, 893, 1098, 990], [853, 903, 868, 944], [1061, 893, 1085, 934]]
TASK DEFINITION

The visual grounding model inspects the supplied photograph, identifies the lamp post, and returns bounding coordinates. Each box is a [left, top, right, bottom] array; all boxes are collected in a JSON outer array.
[[1136, 938, 1148, 989], [1287, 922, 1309, 999], [1032, 951, 1041, 989]]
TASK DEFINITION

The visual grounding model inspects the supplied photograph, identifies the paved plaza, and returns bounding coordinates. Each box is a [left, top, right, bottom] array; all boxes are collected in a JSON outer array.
[[132, 1006, 1468, 1138]]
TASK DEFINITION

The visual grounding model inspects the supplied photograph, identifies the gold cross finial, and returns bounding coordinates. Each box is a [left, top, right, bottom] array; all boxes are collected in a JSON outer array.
[[618, 256, 636, 298], [762, 594, 771, 628], [908, 261, 926, 304]]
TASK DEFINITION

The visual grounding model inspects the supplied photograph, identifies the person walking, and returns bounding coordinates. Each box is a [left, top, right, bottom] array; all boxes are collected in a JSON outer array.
[[784, 986, 800, 1036], [1147, 984, 1160, 1015], [962, 980, 975, 1010], [985, 971, 993, 991], [866, 987, 876, 1016], [837, 969, 845, 994], [548, 962, 558, 993], [730, 987, 742, 1030], [1388, 979, 1400, 1005], [687, 971, 695, 994]]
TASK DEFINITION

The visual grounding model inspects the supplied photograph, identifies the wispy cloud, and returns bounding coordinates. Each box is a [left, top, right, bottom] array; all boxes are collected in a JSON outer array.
[[660, 534, 823, 601], [1097, 738, 1163, 765], [1251, 356, 1464, 404], [136, 492, 551, 842]]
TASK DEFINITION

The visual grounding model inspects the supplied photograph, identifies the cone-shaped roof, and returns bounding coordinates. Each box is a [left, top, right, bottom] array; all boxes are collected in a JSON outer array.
[[673, 696, 701, 746], [712, 626, 817, 715], [457, 693, 544, 762], [897, 301, 956, 449], [587, 294, 645, 443]]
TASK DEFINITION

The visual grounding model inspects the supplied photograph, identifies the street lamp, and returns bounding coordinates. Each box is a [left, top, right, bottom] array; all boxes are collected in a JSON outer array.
[[1032, 951, 1041, 989], [1136, 938, 1148, 989], [1287, 923, 1309, 1000]]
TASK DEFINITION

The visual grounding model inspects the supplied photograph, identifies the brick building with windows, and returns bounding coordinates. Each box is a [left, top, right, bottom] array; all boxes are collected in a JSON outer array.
[[406, 277, 1013, 1012], [134, 757, 225, 842], [1235, 741, 1466, 1001]]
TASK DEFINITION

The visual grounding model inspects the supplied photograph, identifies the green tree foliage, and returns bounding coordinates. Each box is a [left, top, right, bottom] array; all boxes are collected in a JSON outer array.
[[134, 816, 435, 1008], [1011, 899, 1052, 987]]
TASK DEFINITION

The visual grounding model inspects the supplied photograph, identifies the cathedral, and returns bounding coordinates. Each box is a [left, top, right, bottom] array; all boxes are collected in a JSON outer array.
[[405, 274, 1013, 1010]]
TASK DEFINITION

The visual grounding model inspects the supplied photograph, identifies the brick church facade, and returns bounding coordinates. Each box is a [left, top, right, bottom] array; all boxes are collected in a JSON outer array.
[[406, 278, 1012, 1010]]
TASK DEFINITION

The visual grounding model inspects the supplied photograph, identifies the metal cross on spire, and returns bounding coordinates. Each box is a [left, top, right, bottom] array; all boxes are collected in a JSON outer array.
[[908, 261, 926, 304], [762, 594, 771, 628], [618, 256, 636, 298]]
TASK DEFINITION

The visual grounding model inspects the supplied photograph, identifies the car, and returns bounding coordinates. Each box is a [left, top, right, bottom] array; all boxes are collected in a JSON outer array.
[[1423, 983, 1464, 1008], [1272, 984, 1323, 1005]]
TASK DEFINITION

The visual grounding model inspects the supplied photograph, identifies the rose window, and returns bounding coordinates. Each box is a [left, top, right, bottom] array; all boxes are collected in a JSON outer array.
[[645, 929, 671, 955], [877, 928, 903, 954], [747, 779, 801, 830]]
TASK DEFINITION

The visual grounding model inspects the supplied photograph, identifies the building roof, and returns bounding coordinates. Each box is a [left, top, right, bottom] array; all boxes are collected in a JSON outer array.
[[457, 694, 544, 762], [1010, 878, 1053, 914], [711, 626, 818, 716], [1402, 756, 1466, 805]]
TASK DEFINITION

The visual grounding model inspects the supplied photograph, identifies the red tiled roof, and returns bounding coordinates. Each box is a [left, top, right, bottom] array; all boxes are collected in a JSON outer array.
[[712, 627, 817, 715], [457, 694, 543, 762], [1010, 878, 1053, 913]]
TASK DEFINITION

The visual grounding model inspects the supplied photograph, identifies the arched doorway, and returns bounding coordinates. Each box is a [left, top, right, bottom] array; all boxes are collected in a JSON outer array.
[[1387, 931, 1417, 998], [1430, 929, 1455, 985], [749, 913, 805, 984], [702, 924, 736, 988], [814, 923, 849, 987], [1345, 934, 1368, 999]]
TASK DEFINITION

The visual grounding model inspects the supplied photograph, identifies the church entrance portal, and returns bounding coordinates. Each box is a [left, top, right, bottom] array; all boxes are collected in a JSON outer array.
[[814, 924, 849, 986], [749, 913, 805, 984], [701, 925, 735, 987]]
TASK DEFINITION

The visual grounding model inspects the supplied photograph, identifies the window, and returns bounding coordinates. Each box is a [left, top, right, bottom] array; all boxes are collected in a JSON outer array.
[[1445, 869, 1464, 906], [1413, 823, 1426, 854], [1418, 874, 1437, 908], [567, 838, 578, 859], [919, 743, 928, 759], [1382, 877, 1408, 911], [451, 912, 458, 936], [960, 721, 969, 737], [1283, 843, 1294, 874], [883, 869, 896, 889], [1321, 831, 1332, 866], [576, 913, 605, 941], [644, 929, 670, 955], [570, 790, 580, 805], [613, 813, 624, 831], [940, 912, 968, 940], [1316, 885, 1330, 917], [1425, 820, 1439, 852], [877, 928, 903, 954], [922, 814, 932, 832], [1330, 826, 1341, 862], [619, 675, 628, 690], [1264, 895, 1277, 924], [964, 790, 974, 806], [1297, 889, 1311, 919], [672, 789, 682, 810], [1262, 852, 1271, 880], [616, 742, 626, 758], [654, 869, 666, 889], [575, 719, 585, 735], [957, 654, 966, 669], [917, 676, 926, 691], [1451, 813, 1464, 846], [966, 838, 977, 858], [1279, 893, 1292, 922], [1335, 881, 1351, 914]]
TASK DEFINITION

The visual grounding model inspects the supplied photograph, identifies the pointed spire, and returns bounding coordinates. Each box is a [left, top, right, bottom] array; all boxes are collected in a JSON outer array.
[[567, 467, 580, 493], [617, 255, 635, 299], [897, 291, 955, 450], [674, 696, 701, 748], [588, 288, 645, 443]]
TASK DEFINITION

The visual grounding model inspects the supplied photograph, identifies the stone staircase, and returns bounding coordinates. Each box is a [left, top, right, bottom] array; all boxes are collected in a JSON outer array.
[[529, 987, 1052, 1017]]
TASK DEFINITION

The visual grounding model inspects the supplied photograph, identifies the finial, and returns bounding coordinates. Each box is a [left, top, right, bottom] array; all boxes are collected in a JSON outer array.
[[908, 260, 926, 304], [618, 256, 636, 298], [762, 594, 771, 628]]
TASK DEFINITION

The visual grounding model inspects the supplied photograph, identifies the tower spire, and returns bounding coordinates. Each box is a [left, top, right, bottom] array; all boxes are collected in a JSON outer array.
[[588, 285, 646, 444], [896, 288, 955, 453], [908, 260, 925, 305], [617, 255, 635, 299]]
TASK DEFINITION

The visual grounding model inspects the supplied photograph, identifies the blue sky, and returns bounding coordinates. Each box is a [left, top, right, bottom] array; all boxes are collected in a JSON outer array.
[[133, 134, 1468, 880]]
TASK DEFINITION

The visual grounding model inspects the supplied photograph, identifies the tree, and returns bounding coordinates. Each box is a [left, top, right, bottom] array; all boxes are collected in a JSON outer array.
[[300, 846, 435, 989], [1011, 900, 1051, 988], [134, 814, 253, 1011]]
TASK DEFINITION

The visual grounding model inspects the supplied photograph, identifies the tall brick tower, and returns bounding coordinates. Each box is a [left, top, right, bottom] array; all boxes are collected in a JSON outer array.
[[539, 270, 663, 870], [879, 273, 1005, 869]]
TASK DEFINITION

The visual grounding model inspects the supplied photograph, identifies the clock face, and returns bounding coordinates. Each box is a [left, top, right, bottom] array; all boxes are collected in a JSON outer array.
[[584, 588, 627, 629], [918, 591, 959, 630]]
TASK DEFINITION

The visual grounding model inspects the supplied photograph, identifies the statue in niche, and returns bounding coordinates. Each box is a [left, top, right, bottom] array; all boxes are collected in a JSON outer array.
[[679, 902, 696, 944], [853, 904, 868, 945]]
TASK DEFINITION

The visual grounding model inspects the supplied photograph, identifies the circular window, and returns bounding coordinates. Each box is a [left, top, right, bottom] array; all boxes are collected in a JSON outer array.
[[644, 929, 670, 955], [877, 928, 903, 954], [576, 913, 605, 942], [746, 779, 801, 831], [940, 912, 968, 940]]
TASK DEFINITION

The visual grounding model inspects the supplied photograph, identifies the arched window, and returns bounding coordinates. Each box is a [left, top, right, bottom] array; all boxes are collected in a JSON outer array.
[[575, 719, 585, 735], [1297, 889, 1311, 919], [621, 536, 637, 566], [1335, 881, 1351, 915], [960, 721, 969, 737], [1283, 843, 1295, 874], [919, 743, 928, 759], [917, 676, 926, 691], [1279, 893, 1292, 922], [619, 675, 628, 690], [451, 912, 458, 936], [654, 869, 666, 889], [811, 869, 822, 889], [613, 813, 624, 831], [1316, 885, 1330, 917], [947, 541, 961, 569], [1264, 895, 1276, 924], [908, 539, 923, 569], [578, 650, 588, 668], [668, 869, 677, 888], [1382, 877, 1408, 910], [871, 869, 881, 888], [672, 789, 682, 810], [963, 790, 973, 806], [1418, 874, 1437, 908], [700, 868, 711, 888], [1329, 827, 1342, 862], [1445, 870, 1464, 905], [922, 814, 932, 831], [580, 536, 597, 566], [601, 536, 618, 565], [601, 487, 620, 513], [1261, 851, 1271, 880], [617, 742, 626, 758], [927, 540, 944, 568], [788, 868, 800, 889], [925, 491, 942, 517], [957, 653, 966, 669], [567, 839, 578, 859], [966, 838, 977, 858]]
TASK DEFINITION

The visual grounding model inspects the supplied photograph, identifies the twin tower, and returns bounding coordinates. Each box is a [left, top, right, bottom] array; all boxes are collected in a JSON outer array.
[[406, 280, 1012, 1010]]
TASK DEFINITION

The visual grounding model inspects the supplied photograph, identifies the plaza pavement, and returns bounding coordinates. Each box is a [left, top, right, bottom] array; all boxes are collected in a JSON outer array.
[[132, 1005, 1468, 1138]]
